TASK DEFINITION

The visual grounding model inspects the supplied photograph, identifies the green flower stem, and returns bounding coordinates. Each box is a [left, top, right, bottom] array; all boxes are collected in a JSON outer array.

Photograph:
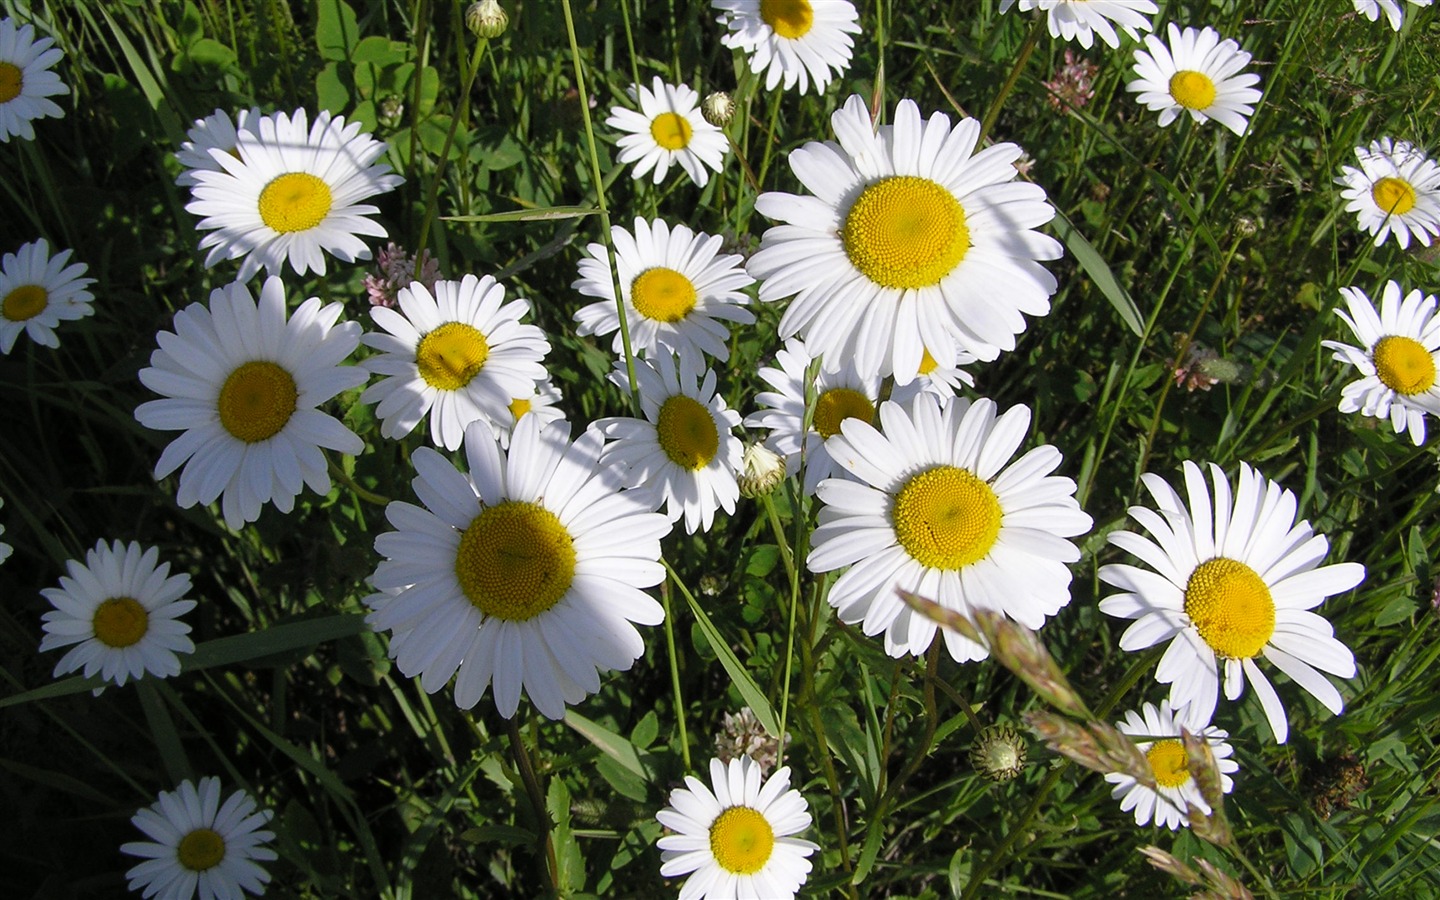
[[618, 0, 641, 93], [505, 714, 559, 893], [406, 0, 430, 180], [415, 32, 490, 258], [659, 575, 692, 771], [327, 456, 390, 506], [762, 490, 801, 763], [980, 17, 1044, 144]]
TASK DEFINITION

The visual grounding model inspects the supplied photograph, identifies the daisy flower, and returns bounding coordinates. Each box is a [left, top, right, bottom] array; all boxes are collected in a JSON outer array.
[[1127, 24, 1263, 136], [360, 275, 550, 452], [711, 0, 861, 95], [998, 0, 1157, 50], [656, 755, 818, 900], [186, 107, 404, 280], [121, 776, 276, 900], [366, 416, 671, 719], [1353, 0, 1432, 30], [598, 353, 744, 534], [1103, 700, 1238, 831], [1336, 137, 1440, 249], [807, 393, 1093, 663], [606, 78, 727, 188], [134, 276, 367, 530], [490, 376, 566, 450], [0, 17, 68, 142], [1323, 280, 1440, 445], [0, 238, 95, 354], [747, 95, 1062, 385], [573, 217, 755, 369], [1098, 461, 1365, 744], [174, 106, 265, 187], [37, 539, 195, 687], [743, 337, 883, 496]]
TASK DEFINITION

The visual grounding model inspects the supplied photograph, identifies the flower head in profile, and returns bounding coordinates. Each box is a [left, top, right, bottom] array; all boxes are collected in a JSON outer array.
[[887, 340, 978, 405], [490, 375, 567, 450], [0, 238, 95, 354], [711, 0, 861, 95], [1127, 24, 1262, 136], [1337, 137, 1440, 249], [607, 78, 727, 188], [1104, 700, 1238, 830], [0, 17, 68, 142], [174, 107, 266, 187], [1353, 0, 1432, 30], [999, 0, 1158, 49]]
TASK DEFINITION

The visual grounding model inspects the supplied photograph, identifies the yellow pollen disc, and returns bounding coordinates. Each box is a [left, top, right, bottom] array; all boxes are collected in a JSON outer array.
[[417, 322, 491, 391], [1373, 334, 1437, 395], [842, 176, 970, 290], [177, 828, 227, 872], [760, 0, 815, 39], [1168, 70, 1217, 110], [656, 395, 719, 471], [1146, 740, 1192, 789], [2, 284, 48, 322], [508, 396, 533, 422], [892, 465, 1002, 570], [813, 387, 875, 439], [1371, 177, 1418, 216], [918, 348, 940, 376], [650, 112, 692, 151], [258, 172, 333, 234], [631, 267, 698, 323], [218, 361, 298, 443], [709, 806, 775, 875], [1183, 557, 1275, 659], [455, 501, 577, 621], [0, 62, 21, 104], [92, 597, 149, 649]]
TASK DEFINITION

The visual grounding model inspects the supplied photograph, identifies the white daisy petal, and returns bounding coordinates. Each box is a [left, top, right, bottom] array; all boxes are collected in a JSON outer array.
[[0, 239, 96, 355], [1324, 280, 1440, 444], [121, 777, 275, 900], [711, 0, 860, 95], [1126, 23, 1262, 136], [0, 17, 69, 143], [606, 78, 727, 188]]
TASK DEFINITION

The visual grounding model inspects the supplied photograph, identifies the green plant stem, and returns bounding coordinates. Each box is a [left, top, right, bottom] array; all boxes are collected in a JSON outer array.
[[505, 715, 559, 893], [327, 456, 390, 506], [659, 576, 692, 771], [618, 0, 641, 91], [980, 18, 1043, 143], [761, 491, 804, 759], [406, 0, 430, 179], [872, 642, 941, 817], [415, 32, 489, 257]]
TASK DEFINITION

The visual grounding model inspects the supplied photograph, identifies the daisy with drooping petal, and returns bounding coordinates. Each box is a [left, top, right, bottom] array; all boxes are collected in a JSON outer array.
[[0, 238, 95, 354], [135, 276, 367, 530], [491, 376, 567, 450], [888, 340, 978, 405], [1353, 0, 1432, 30], [174, 107, 265, 187], [748, 95, 1062, 385], [656, 755, 818, 900], [121, 776, 276, 900], [998, 0, 1157, 49], [607, 78, 727, 188], [0, 17, 68, 142], [807, 393, 1093, 663], [1104, 700, 1238, 831], [186, 108, 404, 280], [37, 540, 195, 687], [573, 218, 755, 369], [1323, 280, 1440, 445], [360, 275, 550, 452], [1127, 24, 1263, 136], [711, 0, 861, 95], [1336, 137, 1440, 249], [1098, 461, 1365, 744]]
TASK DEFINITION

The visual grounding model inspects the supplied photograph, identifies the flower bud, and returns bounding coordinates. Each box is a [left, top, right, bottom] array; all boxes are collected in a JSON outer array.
[[466, 0, 508, 39], [738, 443, 785, 498], [969, 723, 1028, 782], [702, 91, 736, 127]]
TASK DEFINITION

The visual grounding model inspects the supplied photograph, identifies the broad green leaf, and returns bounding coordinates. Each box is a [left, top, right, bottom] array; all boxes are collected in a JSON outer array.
[[683, 591, 781, 737], [565, 710, 648, 780], [1051, 212, 1144, 337], [315, 0, 359, 61]]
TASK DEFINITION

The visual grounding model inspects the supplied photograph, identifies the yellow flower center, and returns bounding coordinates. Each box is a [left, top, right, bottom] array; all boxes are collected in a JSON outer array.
[[454, 501, 576, 621], [918, 348, 940, 376], [1373, 334, 1436, 395], [217, 361, 298, 443], [1183, 557, 1275, 659], [257, 172, 333, 234], [709, 806, 775, 875], [1371, 177, 1417, 216], [2, 284, 48, 322], [760, 0, 814, 39], [416, 322, 490, 391], [1146, 739, 1192, 789], [92, 597, 149, 649], [0, 62, 22, 104], [842, 176, 970, 290], [176, 827, 226, 872], [650, 112, 692, 151], [631, 267, 697, 323], [656, 395, 719, 471], [892, 465, 1002, 570], [1168, 70, 1217, 110], [813, 387, 875, 439], [508, 395, 532, 422]]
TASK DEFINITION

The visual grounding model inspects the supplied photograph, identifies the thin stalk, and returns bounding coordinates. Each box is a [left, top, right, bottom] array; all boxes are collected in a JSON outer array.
[[416, 33, 490, 257], [327, 456, 390, 506], [618, 0, 641, 91], [659, 577, 692, 770], [505, 715, 558, 892], [764, 490, 802, 764], [406, 0, 430, 178], [980, 18, 1044, 143]]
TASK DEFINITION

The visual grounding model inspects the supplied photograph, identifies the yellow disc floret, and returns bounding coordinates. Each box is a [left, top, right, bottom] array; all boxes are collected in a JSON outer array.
[[218, 361, 298, 443], [92, 597, 149, 648], [918, 348, 940, 376], [631, 267, 698, 323], [1183, 557, 1275, 659], [1371, 177, 1417, 216], [0, 62, 22, 104], [1146, 739, 1192, 789], [709, 806, 776, 875], [417, 322, 491, 391], [813, 387, 875, 439], [650, 112, 692, 151], [258, 172, 333, 234], [842, 176, 970, 289], [1168, 71, 1217, 110], [2, 284, 47, 322], [759, 0, 814, 40], [455, 501, 577, 621], [892, 465, 1002, 570], [177, 827, 227, 871], [508, 395, 532, 423], [656, 395, 720, 471], [1373, 335, 1437, 395]]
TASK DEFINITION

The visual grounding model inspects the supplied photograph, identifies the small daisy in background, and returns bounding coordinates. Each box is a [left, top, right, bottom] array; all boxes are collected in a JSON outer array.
[[1099, 461, 1365, 744], [1323, 280, 1440, 445], [186, 108, 404, 280], [1104, 700, 1238, 831], [1127, 24, 1263, 136], [888, 341, 978, 404], [998, 0, 1157, 50], [656, 755, 818, 900], [1337, 137, 1440, 249], [121, 776, 276, 900], [38, 540, 195, 687], [489, 375, 567, 450], [606, 77, 727, 188], [711, 0, 861, 95], [1353, 0, 1432, 30], [173, 106, 265, 187], [573, 217, 755, 370], [135, 276, 367, 530], [0, 16, 68, 142], [360, 274, 549, 451], [0, 238, 95, 355]]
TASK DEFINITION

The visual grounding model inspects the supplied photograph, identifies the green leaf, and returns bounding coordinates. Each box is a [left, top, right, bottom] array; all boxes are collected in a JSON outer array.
[[682, 591, 781, 737], [443, 206, 602, 224], [315, 0, 359, 61], [185, 37, 236, 70], [1051, 212, 1144, 337], [352, 35, 407, 67], [565, 710, 648, 780], [316, 62, 351, 115]]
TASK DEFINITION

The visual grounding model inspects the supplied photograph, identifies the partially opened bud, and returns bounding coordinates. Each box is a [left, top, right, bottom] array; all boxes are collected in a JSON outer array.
[[466, 0, 508, 39], [702, 91, 736, 127]]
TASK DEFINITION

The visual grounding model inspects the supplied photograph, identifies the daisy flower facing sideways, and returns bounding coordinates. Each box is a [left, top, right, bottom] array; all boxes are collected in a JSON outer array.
[[174, 106, 265, 187], [135, 276, 367, 530], [656, 755, 818, 900], [748, 95, 1062, 385], [0, 17, 68, 142], [1099, 461, 1365, 744], [1337, 137, 1440, 249], [366, 417, 672, 719], [807, 394, 1093, 663], [186, 108, 403, 280], [121, 776, 276, 900], [0, 238, 95, 354], [1353, 0, 1433, 30], [38, 540, 195, 687], [1127, 24, 1263, 136], [490, 375, 567, 450], [1104, 700, 1238, 831], [998, 0, 1157, 49], [360, 275, 550, 452], [607, 78, 727, 188], [711, 0, 861, 95], [1323, 280, 1440, 445]]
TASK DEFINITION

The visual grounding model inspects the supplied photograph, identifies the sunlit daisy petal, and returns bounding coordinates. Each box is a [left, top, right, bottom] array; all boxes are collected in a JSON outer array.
[[488, 375, 567, 450], [1103, 700, 1238, 831], [887, 339, 978, 404], [1336, 137, 1440, 249], [174, 107, 266, 187], [0, 16, 68, 142], [998, 0, 1157, 49], [607, 78, 727, 188], [0, 238, 95, 354], [1353, 0, 1432, 30], [711, 0, 861, 95], [1127, 23, 1263, 136]]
